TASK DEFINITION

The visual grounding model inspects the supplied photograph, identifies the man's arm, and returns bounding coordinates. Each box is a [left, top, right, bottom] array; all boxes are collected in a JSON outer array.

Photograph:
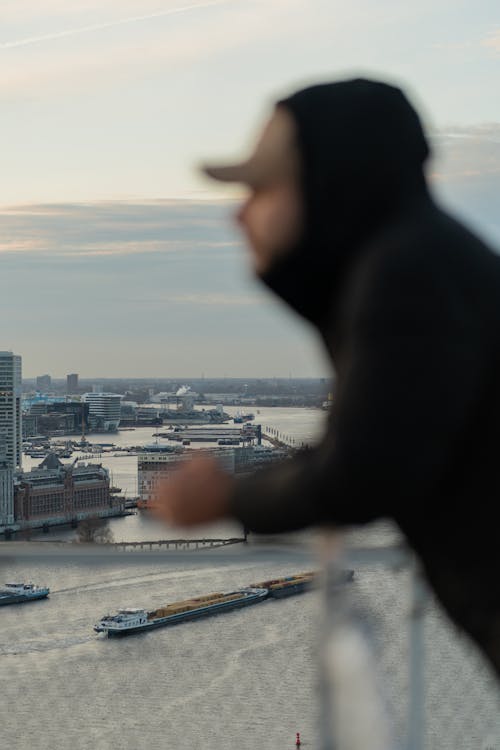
[[229, 253, 484, 533]]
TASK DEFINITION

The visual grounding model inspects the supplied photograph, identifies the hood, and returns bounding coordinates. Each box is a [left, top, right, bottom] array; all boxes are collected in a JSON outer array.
[[258, 78, 431, 330]]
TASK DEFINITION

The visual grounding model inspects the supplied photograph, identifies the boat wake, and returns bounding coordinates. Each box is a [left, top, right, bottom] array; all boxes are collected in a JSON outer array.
[[51, 564, 259, 596], [163, 622, 283, 710], [0, 634, 94, 657]]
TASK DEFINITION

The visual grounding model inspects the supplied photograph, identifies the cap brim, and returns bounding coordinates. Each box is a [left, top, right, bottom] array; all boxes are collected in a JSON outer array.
[[201, 161, 255, 184]]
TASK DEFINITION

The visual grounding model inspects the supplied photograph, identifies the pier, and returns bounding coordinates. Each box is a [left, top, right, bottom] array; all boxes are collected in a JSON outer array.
[[163, 426, 261, 443], [111, 537, 246, 551], [261, 428, 302, 449]]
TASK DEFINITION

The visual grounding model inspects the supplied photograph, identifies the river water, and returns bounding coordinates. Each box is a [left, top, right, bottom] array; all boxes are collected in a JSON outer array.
[[3, 407, 500, 749]]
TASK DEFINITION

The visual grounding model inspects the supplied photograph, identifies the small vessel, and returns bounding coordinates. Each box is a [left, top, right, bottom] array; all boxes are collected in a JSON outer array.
[[233, 412, 255, 424], [94, 588, 268, 637], [0, 582, 50, 606]]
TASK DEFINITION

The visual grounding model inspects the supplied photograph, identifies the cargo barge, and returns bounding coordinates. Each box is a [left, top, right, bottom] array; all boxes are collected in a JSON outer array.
[[0, 582, 50, 606], [94, 588, 268, 637], [94, 570, 354, 637]]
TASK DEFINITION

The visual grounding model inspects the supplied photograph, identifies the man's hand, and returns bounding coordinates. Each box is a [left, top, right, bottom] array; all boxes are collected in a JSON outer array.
[[152, 455, 235, 527]]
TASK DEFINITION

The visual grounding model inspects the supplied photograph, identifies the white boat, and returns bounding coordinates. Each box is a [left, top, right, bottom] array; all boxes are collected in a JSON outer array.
[[0, 582, 50, 605]]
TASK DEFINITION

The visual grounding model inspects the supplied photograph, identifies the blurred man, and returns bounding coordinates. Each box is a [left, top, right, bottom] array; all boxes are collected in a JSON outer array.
[[155, 78, 500, 675]]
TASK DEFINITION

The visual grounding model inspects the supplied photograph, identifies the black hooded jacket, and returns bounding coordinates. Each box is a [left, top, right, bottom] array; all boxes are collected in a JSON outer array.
[[228, 79, 500, 674]]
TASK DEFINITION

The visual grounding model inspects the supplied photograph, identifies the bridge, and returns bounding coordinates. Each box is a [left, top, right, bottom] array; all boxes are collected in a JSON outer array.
[[111, 537, 246, 551]]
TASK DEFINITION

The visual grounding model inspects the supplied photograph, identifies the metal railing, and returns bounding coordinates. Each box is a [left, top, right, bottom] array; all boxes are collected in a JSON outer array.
[[320, 534, 500, 750]]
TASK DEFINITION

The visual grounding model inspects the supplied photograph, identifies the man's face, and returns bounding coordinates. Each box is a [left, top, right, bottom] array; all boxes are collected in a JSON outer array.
[[236, 177, 303, 275], [233, 108, 304, 274]]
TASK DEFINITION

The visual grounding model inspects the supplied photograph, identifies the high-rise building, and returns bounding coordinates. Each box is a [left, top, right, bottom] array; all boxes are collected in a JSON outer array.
[[0, 437, 14, 527], [83, 393, 122, 431], [36, 374, 51, 392], [66, 373, 79, 394], [0, 351, 22, 470]]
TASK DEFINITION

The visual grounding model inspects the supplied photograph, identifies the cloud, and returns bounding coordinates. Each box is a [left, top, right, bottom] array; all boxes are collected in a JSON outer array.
[[481, 29, 500, 53], [427, 125, 500, 247], [1, 125, 499, 260], [0, 239, 41, 254], [430, 40, 474, 52], [430, 124, 500, 180], [0, 1, 163, 20], [0, 200, 240, 256], [0, 0, 234, 50], [436, 123, 500, 138], [0, 0, 309, 96], [0, 198, 327, 377]]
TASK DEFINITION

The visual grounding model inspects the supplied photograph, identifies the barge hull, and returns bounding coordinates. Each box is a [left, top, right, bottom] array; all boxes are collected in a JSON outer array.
[[0, 592, 49, 606], [269, 581, 313, 598], [102, 591, 267, 637]]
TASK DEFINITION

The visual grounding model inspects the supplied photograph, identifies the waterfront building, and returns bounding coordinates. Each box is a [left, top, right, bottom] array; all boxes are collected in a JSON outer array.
[[36, 374, 51, 392], [0, 351, 22, 469], [83, 393, 122, 432], [37, 412, 77, 436], [200, 393, 255, 406], [24, 400, 89, 437], [136, 406, 161, 424], [138, 448, 235, 503], [14, 454, 121, 525], [234, 445, 289, 474], [0, 438, 14, 526], [45, 402, 89, 434], [120, 401, 137, 425], [28, 402, 49, 416], [67, 373, 79, 394]]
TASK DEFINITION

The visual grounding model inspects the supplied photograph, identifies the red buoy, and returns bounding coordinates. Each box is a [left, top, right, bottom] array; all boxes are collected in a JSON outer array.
[[296, 732, 301, 746]]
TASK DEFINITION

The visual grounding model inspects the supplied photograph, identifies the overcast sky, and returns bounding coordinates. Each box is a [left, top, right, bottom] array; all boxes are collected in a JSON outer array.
[[1, 0, 499, 376]]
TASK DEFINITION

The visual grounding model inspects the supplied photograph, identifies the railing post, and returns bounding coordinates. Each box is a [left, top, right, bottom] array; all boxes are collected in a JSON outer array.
[[320, 557, 338, 750], [407, 556, 426, 750], [321, 543, 412, 750]]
